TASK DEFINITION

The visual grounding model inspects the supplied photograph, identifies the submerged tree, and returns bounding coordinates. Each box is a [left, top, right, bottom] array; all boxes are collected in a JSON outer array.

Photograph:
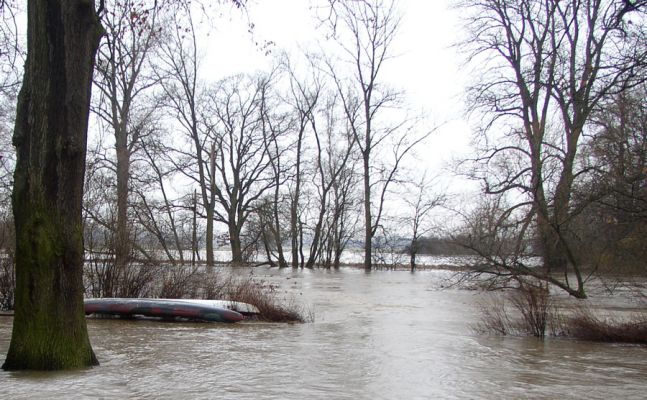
[[207, 73, 281, 264], [401, 173, 445, 272], [3, 0, 102, 370], [92, 0, 162, 277], [326, 0, 428, 270], [459, 0, 646, 298], [155, 7, 221, 266]]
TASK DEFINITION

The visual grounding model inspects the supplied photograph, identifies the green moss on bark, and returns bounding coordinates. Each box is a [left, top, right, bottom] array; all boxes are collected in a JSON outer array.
[[2, 0, 102, 371], [3, 206, 98, 370]]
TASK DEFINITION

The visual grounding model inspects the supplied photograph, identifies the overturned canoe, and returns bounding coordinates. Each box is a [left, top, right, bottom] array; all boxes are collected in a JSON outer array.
[[169, 299, 260, 315], [84, 298, 245, 323]]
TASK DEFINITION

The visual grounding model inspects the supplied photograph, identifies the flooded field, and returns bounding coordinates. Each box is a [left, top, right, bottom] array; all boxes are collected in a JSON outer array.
[[1, 268, 646, 399]]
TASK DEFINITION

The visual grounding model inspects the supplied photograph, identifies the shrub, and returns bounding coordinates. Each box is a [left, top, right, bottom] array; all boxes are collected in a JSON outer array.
[[473, 293, 511, 336], [197, 270, 230, 299], [221, 276, 307, 323], [509, 283, 552, 338], [566, 308, 647, 344], [474, 282, 560, 338], [84, 258, 159, 298], [158, 266, 201, 299]]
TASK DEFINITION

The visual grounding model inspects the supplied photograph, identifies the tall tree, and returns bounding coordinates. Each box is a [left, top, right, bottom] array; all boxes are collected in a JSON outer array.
[[92, 0, 161, 275], [135, 131, 190, 264], [459, 0, 646, 297], [304, 93, 356, 268], [282, 55, 321, 268], [207, 73, 280, 264], [3, 0, 102, 370], [156, 7, 220, 266], [401, 173, 445, 272], [326, 0, 422, 270]]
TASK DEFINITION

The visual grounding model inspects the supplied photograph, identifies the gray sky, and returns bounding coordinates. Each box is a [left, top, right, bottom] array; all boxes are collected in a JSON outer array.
[[199, 0, 474, 182]]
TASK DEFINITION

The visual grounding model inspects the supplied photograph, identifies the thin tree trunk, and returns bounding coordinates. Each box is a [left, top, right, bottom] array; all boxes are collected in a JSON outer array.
[[272, 185, 288, 268], [3, 0, 102, 370], [192, 189, 198, 266], [363, 152, 372, 270], [115, 129, 130, 274], [205, 205, 215, 267], [290, 130, 303, 268]]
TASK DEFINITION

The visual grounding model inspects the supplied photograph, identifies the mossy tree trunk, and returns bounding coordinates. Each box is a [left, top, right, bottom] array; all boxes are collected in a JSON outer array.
[[2, 0, 102, 370]]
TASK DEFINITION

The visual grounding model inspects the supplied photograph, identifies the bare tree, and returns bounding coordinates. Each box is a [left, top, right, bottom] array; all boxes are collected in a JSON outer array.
[[401, 173, 445, 272], [588, 84, 647, 223], [451, 194, 543, 292], [155, 7, 222, 266], [92, 0, 162, 273], [319, 161, 361, 269], [304, 92, 358, 268], [277, 54, 361, 269], [133, 130, 191, 264], [325, 0, 429, 270], [259, 68, 294, 268], [207, 73, 281, 264], [459, 0, 647, 298], [281, 54, 322, 268]]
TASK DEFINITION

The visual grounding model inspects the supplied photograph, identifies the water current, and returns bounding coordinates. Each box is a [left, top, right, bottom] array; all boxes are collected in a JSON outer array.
[[1, 268, 645, 399]]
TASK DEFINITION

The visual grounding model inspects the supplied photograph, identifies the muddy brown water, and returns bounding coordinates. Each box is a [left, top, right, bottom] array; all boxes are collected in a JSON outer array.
[[1, 268, 646, 399]]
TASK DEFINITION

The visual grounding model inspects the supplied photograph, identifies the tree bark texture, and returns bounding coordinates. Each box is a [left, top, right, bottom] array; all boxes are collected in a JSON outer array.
[[229, 219, 243, 264], [3, 0, 102, 370]]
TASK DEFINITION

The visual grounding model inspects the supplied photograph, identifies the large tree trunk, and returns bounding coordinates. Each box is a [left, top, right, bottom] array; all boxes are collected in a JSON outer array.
[[3, 0, 102, 370], [229, 223, 243, 264]]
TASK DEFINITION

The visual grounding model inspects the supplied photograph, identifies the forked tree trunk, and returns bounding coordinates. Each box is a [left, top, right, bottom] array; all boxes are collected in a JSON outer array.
[[3, 0, 102, 370]]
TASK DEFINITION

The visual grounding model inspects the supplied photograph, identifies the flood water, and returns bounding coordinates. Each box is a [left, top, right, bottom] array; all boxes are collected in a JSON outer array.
[[1, 268, 646, 399]]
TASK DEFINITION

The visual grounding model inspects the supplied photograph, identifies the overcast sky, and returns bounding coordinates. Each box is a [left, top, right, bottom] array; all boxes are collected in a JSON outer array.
[[198, 0, 474, 185]]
